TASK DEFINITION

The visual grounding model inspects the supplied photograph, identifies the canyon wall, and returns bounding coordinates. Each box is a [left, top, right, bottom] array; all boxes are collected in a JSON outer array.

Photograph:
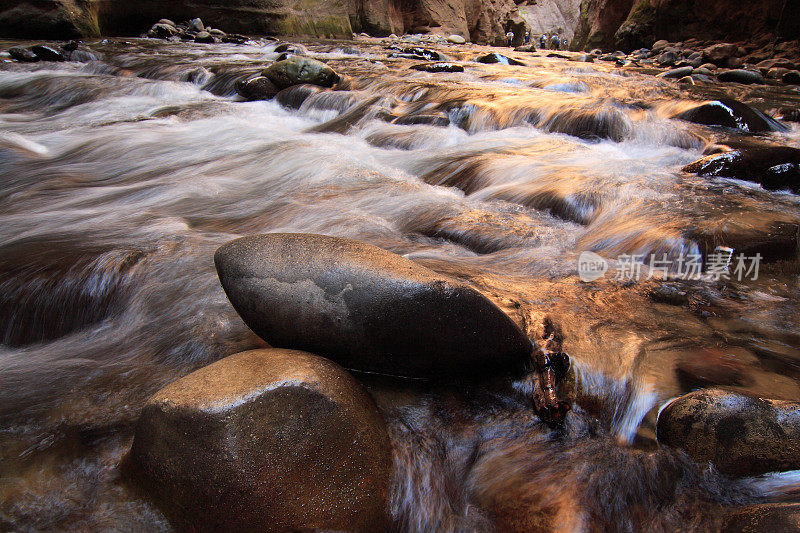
[[519, 0, 582, 41], [572, 0, 800, 52]]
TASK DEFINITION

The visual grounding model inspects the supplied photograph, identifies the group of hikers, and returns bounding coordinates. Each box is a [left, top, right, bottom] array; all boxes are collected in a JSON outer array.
[[504, 29, 568, 50]]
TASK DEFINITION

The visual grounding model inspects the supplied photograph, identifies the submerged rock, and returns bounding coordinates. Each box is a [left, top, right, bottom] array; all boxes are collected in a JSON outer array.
[[392, 114, 450, 126], [235, 76, 279, 101], [657, 389, 800, 477], [475, 52, 525, 66], [129, 348, 392, 531], [410, 62, 464, 73], [683, 145, 800, 192], [274, 83, 324, 109], [262, 57, 339, 89], [214, 233, 531, 379], [274, 42, 308, 55], [672, 98, 788, 133]]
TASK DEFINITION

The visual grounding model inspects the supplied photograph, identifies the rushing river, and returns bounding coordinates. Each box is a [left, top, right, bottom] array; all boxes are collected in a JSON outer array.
[[1, 37, 800, 531]]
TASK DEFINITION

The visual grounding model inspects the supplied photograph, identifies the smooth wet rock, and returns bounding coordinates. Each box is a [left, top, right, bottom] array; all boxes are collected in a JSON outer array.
[[410, 62, 463, 73], [29, 45, 64, 61], [658, 66, 693, 79], [8, 47, 38, 62], [222, 34, 248, 44], [274, 83, 324, 109], [274, 42, 308, 55], [188, 18, 204, 32], [703, 43, 738, 65], [721, 504, 800, 532], [148, 23, 176, 39], [235, 76, 279, 101], [657, 389, 800, 477], [475, 53, 525, 66], [447, 34, 466, 44], [62, 45, 100, 62], [128, 348, 392, 531], [514, 44, 537, 52], [194, 31, 214, 43], [263, 57, 339, 89], [672, 98, 788, 133], [214, 233, 532, 379], [157, 19, 176, 27], [657, 50, 678, 66], [208, 28, 225, 36], [683, 145, 800, 192], [717, 69, 765, 84]]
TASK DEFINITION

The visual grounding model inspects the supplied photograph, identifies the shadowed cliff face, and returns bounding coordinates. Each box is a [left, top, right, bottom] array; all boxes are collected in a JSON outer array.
[[572, 0, 800, 52], [0, 0, 529, 44]]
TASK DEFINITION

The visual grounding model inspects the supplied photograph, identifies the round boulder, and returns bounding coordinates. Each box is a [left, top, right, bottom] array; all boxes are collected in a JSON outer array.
[[657, 388, 800, 477], [263, 57, 339, 89], [129, 348, 393, 532], [274, 83, 324, 109], [214, 233, 532, 379], [447, 34, 466, 44], [235, 76, 279, 101], [717, 69, 765, 85], [8, 47, 39, 62]]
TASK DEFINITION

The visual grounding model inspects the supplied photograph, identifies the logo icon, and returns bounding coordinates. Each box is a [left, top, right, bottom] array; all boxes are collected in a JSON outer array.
[[578, 251, 608, 282]]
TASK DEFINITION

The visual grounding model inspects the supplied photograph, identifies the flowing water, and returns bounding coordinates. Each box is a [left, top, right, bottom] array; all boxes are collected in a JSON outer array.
[[1, 37, 800, 531]]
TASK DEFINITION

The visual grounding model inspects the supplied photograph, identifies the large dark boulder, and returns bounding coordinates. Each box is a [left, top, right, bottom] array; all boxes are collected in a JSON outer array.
[[683, 145, 800, 193], [214, 233, 532, 379], [128, 348, 393, 532], [672, 98, 788, 133], [717, 69, 765, 85], [262, 57, 339, 89], [657, 389, 800, 477]]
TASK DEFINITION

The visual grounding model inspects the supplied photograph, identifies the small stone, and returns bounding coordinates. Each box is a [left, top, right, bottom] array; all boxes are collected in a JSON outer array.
[[717, 69, 764, 84], [194, 31, 215, 43], [651, 39, 669, 53], [188, 18, 204, 32], [657, 66, 693, 79], [447, 34, 466, 44]]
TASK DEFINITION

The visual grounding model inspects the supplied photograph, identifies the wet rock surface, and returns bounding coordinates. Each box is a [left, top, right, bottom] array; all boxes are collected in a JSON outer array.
[[128, 348, 393, 532], [214, 233, 532, 379], [672, 98, 788, 133], [263, 56, 339, 89], [683, 145, 800, 192], [657, 389, 800, 477], [475, 52, 526, 66]]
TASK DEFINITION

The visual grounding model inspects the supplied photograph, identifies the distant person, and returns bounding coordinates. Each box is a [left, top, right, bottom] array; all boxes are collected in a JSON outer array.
[[506, 30, 514, 47], [524, 31, 530, 45], [540, 33, 548, 49], [562, 38, 568, 49], [551, 33, 560, 50]]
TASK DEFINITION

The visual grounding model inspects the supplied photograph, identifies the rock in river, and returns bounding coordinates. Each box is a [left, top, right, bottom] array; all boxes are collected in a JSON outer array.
[[657, 388, 800, 477], [274, 83, 324, 109], [8, 47, 38, 62], [214, 233, 532, 379], [128, 348, 393, 532], [235, 76, 279, 101], [683, 145, 800, 192], [475, 52, 526, 66], [672, 98, 788, 133], [262, 56, 339, 89], [410, 62, 464, 73]]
